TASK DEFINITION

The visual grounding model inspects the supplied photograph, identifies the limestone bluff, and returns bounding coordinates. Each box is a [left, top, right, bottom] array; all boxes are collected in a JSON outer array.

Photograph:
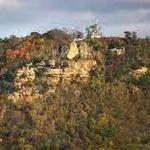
[[8, 41, 98, 102]]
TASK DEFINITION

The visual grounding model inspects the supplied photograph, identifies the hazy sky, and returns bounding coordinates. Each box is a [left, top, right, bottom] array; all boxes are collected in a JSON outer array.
[[0, 0, 150, 37]]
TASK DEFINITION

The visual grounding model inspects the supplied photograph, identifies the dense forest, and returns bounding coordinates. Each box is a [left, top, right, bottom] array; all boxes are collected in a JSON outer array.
[[0, 27, 150, 150]]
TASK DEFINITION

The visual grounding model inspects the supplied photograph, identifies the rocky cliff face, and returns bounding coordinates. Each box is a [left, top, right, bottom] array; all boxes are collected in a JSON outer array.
[[8, 66, 42, 102], [8, 41, 97, 102], [42, 59, 96, 91]]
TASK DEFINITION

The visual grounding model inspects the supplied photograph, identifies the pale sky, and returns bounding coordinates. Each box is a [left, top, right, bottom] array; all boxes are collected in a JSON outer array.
[[0, 0, 150, 37]]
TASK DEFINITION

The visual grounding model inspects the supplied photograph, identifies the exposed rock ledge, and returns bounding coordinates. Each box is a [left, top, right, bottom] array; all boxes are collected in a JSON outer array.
[[8, 41, 97, 102], [43, 59, 97, 88]]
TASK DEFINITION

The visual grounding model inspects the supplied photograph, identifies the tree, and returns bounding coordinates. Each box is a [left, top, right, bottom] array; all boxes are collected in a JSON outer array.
[[72, 31, 84, 40], [124, 31, 138, 40], [124, 31, 132, 39], [132, 32, 137, 40], [86, 24, 101, 38], [8, 35, 22, 49], [145, 36, 150, 41], [43, 29, 72, 49]]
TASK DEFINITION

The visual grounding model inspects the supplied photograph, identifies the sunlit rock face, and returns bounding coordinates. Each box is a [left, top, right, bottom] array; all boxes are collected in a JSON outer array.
[[8, 66, 41, 102], [43, 59, 97, 87], [41, 41, 97, 92], [67, 41, 79, 60], [79, 42, 93, 58], [8, 41, 98, 100], [130, 67, 148, 79], [14, 67, 35, 89]]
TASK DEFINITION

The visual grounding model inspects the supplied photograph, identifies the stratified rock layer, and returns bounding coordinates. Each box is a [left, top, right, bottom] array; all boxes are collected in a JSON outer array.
[[8, 41, 97, 101]]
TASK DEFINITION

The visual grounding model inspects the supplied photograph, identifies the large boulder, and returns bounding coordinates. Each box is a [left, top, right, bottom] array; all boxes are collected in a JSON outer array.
[[67, 41, 79, 60]]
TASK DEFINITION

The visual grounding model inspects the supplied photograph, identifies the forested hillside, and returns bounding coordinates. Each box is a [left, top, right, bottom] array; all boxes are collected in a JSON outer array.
[[0, 28, 150, 150]]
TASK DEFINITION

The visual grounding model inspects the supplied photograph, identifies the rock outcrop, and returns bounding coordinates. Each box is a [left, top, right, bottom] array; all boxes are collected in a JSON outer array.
[[8, 66, 41, 102], [110, 47, 125, 56], [14, 67, 35, 89], [130, 67, 148, 79], [41, 41, 97, 92], [67, 41, 79, 59], [8, 41, 97, 101], [43, 59, 96, 88]]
